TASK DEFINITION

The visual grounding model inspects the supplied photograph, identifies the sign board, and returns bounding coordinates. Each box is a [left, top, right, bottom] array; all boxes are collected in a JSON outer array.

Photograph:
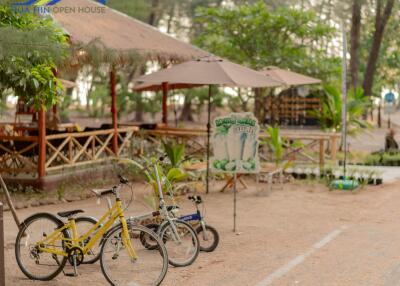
[[211, 112, 259, 174], [384, 92, 395, 104]]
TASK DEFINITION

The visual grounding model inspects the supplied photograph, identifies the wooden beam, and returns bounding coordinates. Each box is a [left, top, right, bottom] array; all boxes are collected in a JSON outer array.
[[38, 107, 46, 177], [319, 139, 325, 168], [331, 135, 337, 162], [162, 82, 168, 125], [110, 69, 118, 155]]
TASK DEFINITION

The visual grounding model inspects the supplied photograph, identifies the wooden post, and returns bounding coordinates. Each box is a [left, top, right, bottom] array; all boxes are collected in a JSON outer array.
[[0, 202, 4, 286], [52, 105, 57, 115], [162, 82, 168, 125], [110, 69, 118, 155], [319, 139, 325, 168], [331, 135, 337, 163], [38, 107, 46, 177]]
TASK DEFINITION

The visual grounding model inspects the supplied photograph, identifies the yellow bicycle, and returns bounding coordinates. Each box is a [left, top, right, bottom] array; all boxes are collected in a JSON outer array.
[[15, 177, 169, 286]]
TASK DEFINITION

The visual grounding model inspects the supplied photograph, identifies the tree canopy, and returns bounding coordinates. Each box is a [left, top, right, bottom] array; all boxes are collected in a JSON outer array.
[[195, 2, 340, 82], [0, 7, 68, 109]]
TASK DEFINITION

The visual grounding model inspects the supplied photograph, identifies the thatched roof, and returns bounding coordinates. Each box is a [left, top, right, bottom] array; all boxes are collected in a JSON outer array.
[[51, 0, 209, 62]]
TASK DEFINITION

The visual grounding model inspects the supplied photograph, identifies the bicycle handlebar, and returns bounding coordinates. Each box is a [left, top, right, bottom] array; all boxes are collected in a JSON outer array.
[[91, 176, 129, 197], [188, 195, 202, 204], [141, 156, 166, 173]]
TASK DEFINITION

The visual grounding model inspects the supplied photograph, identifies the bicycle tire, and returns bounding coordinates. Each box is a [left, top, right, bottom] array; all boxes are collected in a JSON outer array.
[[15, 212, 70, 281], [100, 224, 168, 286], [158, 220, 200, 267], [139, 223, 161, 250], [196, 224, 219, 252]]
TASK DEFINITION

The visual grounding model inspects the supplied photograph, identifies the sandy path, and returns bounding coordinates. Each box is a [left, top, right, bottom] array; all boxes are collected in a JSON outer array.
[[3, 180, 400, 286]]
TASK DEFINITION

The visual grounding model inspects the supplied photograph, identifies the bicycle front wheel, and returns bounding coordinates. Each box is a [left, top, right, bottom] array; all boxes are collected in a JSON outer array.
[[15, 212, 69, 281], [196, 224, 219, 252], [159, 220, 200, 267], [100, 224, 168, 286]]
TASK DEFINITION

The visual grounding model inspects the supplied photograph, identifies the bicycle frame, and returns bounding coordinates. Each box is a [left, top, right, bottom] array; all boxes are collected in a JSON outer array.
[[175, 199, 209, 241], [36, 195, 138, 260]]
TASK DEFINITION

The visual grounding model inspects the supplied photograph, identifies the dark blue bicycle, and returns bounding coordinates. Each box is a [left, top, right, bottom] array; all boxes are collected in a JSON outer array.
[[178, 195, 219, 252], [141, 195, 219, 252]]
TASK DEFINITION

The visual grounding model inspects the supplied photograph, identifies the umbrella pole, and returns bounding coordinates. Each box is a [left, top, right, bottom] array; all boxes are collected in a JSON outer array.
[[233, 172, 237, 233], [206, 85, 212, 194], [341, 20, 348, 178]]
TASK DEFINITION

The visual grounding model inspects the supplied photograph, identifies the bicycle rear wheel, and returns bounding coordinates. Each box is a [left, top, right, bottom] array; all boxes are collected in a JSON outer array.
[[100, 224, 168, 286], [159, 220, 200, 267], [15, 212, 69, 281]]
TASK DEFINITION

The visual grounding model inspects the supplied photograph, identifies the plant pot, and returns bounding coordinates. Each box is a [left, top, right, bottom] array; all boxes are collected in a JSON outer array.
[[299, 173, 307, 179]]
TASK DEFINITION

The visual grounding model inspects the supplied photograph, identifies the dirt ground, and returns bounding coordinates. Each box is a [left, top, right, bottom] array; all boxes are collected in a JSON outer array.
[[4, 178, 400, 286]]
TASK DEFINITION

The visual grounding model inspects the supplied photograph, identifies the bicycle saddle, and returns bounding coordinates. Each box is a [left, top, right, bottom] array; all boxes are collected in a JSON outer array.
[[57, 209, 84, 218]]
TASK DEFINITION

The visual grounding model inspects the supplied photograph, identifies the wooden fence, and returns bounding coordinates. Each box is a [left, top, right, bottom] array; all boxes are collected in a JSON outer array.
[[0, 126, 339, 178], [141, 128, 340, 166], [0, 127, 138, 177]]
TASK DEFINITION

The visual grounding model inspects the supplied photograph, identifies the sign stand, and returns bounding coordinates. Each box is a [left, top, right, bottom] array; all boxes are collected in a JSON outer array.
[[211, 112, 260, 234]]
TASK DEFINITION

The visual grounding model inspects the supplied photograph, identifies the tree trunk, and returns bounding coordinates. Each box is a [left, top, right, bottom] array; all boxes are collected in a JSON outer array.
[[134, 65, 147, 122], [166, 2, 176, 33], [254, 88, 264, 123], [179, 97, 194, 121], [148, 0, 161, 26], [362, 0, 395, 98], [135, 96, 144, 122], [349, 0, 362, 90]]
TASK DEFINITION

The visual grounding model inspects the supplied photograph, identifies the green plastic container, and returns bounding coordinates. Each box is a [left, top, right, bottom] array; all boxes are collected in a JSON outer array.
[[331, 179, 359, 190]]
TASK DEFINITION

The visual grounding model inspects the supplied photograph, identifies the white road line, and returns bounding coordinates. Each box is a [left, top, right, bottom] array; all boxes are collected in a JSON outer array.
[[255, 226, 347, 286]]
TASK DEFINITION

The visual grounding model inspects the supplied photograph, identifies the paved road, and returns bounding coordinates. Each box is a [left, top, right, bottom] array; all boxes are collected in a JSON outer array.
[[4, 180, 400, 286]]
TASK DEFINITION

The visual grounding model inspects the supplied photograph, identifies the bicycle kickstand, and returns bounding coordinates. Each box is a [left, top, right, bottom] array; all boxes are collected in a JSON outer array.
[[65, 255, 79, 277]]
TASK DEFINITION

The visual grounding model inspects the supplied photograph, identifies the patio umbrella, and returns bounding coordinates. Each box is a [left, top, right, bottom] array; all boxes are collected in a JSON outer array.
[[260, 66, 321, 86], [133, 56, 283, 193]]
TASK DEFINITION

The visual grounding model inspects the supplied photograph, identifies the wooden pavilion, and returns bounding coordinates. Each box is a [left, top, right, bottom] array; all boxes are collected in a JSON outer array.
[[0, 0, 208, 188]]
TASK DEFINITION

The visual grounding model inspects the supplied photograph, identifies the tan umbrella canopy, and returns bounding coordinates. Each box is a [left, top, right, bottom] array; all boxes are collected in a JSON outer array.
[[133, 56, 284, 193], [134, 56, 282, 88], [260, 66, 321, 86]]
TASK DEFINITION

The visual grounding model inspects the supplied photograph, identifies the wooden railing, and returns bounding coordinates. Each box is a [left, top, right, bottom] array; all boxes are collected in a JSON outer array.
[[141, 128, 340, 166], [140, 128, 209, 156], [0, 127, 138, 177], [0, 126, 339, 178], [45, 127, 137, 172], [0, 135, 38, 175]]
